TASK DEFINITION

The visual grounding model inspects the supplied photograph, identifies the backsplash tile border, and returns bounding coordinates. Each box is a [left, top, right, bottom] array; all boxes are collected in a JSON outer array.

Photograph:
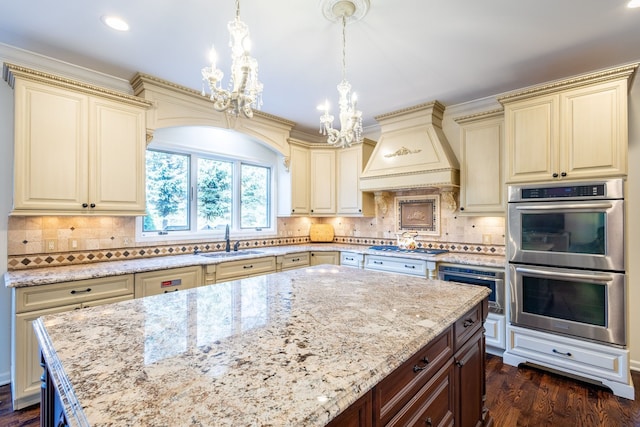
[[7, 236, 504, 270]]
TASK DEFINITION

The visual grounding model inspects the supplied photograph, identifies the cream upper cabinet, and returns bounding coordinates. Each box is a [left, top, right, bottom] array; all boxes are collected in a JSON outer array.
[[336, 140, 375, 216], [310, 148, 336, 215], [5, 64, 150, 215], [455, 110, 505, 215], [499, 64, 636, 183], [289, 143, 310, 215]]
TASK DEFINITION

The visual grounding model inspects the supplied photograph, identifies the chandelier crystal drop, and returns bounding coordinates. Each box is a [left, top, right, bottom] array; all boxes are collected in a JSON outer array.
[[318, 1, 365, 148], [201, 0, 263, 118]]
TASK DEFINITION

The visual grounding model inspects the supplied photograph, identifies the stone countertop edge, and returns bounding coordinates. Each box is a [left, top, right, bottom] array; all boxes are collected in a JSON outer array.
[[33, 266, 492, 427], [5, 243, 506, 288]]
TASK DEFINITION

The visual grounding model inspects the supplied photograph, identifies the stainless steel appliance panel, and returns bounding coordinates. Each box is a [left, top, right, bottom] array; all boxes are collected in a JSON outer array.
[[509, 264, 626, 346], [507, 198, 624, 271], [438, 264, 505, 314]]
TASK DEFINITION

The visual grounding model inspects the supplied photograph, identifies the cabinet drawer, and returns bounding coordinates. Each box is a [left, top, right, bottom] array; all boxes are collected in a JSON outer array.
[[14, 274, 134, 313], [340, 252, 363, 268], [134, 266, 202, 298], [375, 327, 453, 425], [216, 256, 276, 283], [508, 326, 630, 383], [364, 255, 427, 277], [454, 303, 483, 351], [385, 361, 455, 427], [281, 252, 310, 270]]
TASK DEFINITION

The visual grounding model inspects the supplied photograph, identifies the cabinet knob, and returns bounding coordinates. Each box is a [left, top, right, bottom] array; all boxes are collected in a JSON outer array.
[[311, 209, 314, 213], [460, 207, 465, 211], [82, 203, 88, 208], [90, 203, 96, 208], [552, 173, 559, 178], [291, 209, 295, 213], [561, 172, 567, 177]]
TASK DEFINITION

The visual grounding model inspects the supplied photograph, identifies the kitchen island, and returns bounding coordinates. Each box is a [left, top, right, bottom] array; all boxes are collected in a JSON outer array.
[[34, 265, 492, 426]]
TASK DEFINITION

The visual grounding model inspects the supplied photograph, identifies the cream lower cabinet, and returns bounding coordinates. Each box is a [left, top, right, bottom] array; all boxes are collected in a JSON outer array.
[[213, 256, 277, 283], [455, 109, 505, 215], [11, 275, 134, 409], [277, 252, 311, 271], [310, 251, 340, 266], [499, 65, 636, 183], [6, 63, 150, 215], [134, 266, 202, 298]]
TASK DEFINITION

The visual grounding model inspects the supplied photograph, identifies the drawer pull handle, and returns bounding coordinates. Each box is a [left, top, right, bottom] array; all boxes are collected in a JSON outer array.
[[373, 261, 383, 265], [346, 257, 354, 261], [412, 357, 430, 372], [552, 349, 572, 357], [164, 289, 179, 293], [404, 264, 416, 269], [70, 288, 92, 295], [425, 417, 433, 426], [463, 319, 475, 328], [456, 360, 464, 367], [292, 258, 300, 262], [243, 265, 254, 269]]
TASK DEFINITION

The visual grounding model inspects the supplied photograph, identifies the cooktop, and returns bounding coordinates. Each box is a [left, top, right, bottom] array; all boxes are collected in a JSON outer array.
[[369, 245, 449, 255]]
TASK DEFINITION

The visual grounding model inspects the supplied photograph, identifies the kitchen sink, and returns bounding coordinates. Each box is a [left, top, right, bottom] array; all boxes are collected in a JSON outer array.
[[199, 250, 264, 258]]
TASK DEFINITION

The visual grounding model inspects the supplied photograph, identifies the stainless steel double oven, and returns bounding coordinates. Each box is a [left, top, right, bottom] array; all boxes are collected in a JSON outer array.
[[507, 179, 626, 346]]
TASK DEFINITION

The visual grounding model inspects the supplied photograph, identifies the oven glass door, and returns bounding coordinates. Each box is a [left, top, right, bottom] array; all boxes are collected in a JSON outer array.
[[507, 199, 624, 271], [509, 264, 626, 346]]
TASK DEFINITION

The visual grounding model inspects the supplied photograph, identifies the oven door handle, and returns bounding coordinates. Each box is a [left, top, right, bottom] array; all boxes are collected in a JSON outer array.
[[515, 202, 613, 211], [445, 274, 502, 284], [514, 266, 613, 282]]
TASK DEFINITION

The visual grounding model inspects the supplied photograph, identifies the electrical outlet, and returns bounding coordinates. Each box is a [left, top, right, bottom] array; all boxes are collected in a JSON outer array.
[[69, 239, 79, 250], [45, 239, 57, 253], [482, 234, 491, 245], [123, 237, 130, 246]]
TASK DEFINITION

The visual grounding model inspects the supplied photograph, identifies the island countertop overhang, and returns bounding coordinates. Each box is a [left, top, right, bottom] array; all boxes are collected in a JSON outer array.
[[34, 265, 491, 426]]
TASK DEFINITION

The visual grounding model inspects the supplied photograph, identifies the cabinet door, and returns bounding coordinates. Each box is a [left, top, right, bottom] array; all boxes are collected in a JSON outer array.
[[454, 329, 484, 427], [337, 146, 362, 214], [310, 149, 336, 214], [13, 79, 89, 212], [289, 144, 310, 215], [90, 97, 146, 214], [458, 113, 505, 215], [560, 80, 627, 179], [13, 304, 76, 410], [504, 94, 559, 183], [310, 251, 340, 266], [12, 294, 132, 410]]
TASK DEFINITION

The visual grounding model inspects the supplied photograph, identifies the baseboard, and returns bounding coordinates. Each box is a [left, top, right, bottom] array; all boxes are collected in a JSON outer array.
[[630, 358, 640, 372], [0, 370, 10, 386]]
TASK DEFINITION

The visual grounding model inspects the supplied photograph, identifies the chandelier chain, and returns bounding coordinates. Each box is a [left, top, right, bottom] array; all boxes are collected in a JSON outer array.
[[341, 15, 347, 82]]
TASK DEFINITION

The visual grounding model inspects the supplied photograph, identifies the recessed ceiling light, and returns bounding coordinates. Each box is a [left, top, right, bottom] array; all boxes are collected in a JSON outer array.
[[628, 0, 640, 8], [101, 15, 129, 31]]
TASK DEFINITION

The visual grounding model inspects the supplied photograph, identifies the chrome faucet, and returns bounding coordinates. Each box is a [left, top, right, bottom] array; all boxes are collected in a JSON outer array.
[[225, 224, 231, 252]]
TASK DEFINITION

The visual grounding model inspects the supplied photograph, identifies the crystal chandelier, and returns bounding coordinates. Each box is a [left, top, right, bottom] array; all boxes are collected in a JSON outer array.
[[318, 0, 368, 148], [201, 0, 263, 118]]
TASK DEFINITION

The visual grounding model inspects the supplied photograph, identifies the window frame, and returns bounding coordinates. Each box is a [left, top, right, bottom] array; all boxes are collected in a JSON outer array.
[[136, 137, 277, 243]]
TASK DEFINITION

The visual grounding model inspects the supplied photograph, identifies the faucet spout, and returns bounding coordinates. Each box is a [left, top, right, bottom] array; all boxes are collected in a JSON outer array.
[[225, 224, 230, 252]]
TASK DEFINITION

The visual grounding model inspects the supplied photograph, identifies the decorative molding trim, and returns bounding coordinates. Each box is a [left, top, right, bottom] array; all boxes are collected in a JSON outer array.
[[453, 108, 504, 124], [497, 62, 639, 104], [3, 62, 153, 108], [384, 146, 422, 158]]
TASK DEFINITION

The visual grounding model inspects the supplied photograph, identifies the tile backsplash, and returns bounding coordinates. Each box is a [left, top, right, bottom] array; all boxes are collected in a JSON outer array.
[[7, 191, 505, 270]]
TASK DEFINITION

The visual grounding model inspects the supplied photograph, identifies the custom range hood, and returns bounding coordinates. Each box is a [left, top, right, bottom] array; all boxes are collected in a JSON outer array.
[[360, 101, 459, 192]]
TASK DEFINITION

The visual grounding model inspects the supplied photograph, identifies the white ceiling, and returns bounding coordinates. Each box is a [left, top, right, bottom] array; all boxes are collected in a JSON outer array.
[[1, 1, 640, 135]]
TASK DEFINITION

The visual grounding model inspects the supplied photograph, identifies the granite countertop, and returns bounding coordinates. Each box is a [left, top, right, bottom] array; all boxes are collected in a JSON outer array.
[[4, 243, 505, 288], [34, 265, 491, 427]]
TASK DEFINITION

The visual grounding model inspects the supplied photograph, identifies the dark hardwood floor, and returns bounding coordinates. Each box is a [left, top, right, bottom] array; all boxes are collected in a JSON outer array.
[[1, 355, 639, 426], [485, 355, 640, 426]]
